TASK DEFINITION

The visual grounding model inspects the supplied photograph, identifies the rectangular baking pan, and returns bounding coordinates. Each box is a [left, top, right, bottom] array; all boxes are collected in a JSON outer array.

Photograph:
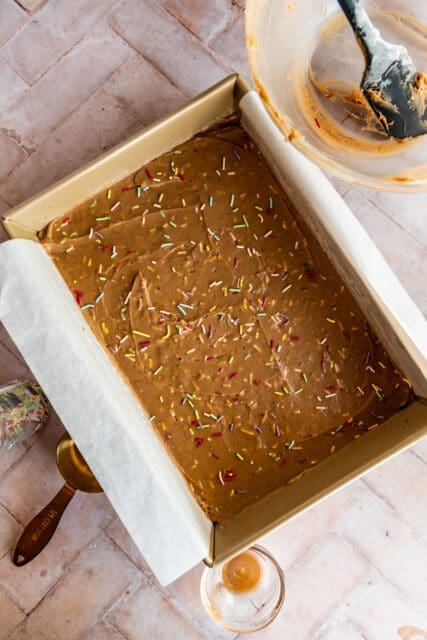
[[3, 74, 427, 572]]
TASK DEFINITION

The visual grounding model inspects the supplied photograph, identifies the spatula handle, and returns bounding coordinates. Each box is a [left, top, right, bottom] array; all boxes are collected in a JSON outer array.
[[13, 482, 76, 566], [336, 0, 381, 60]]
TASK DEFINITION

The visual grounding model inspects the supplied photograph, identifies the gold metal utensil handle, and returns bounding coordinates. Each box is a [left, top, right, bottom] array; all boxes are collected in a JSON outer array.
[[13, 482, 76, 566]]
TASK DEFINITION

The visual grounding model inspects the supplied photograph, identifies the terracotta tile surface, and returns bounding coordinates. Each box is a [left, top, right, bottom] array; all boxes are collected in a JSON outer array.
[[0, 504, 20, 560], [0, 414, 65, 524], [362, 449, 427, 537], [0, 90, 138, 206], [156, 0, 239, 43], [0, 444, 27, 480], [0, 493, 115, 613], [354, 183, 427, 247], [10, 534, 140, 640], [165, 564, 236, 640], [211, 14, 251, 80], [343, 187, 427, 316], [109, 573, 203, 640], [0, 196, 10, 218], [315, 620, 364, 640], [0, 131, 26, 182], [0, 324, 25, 364], [0, 24, 130, 151], [13, 0, 46, 13], [258, 479, 367, 571], [412, 438, 427, 463], [0, 0, 26, 47], [1, 0, 121, 83], [0, 589, 25, 640], [103, 53, 187, 125], [0, 59, 27, 113], [82, 622, 128, 640], [329, 575, 427, 640], [336, 489, 427, 613], [0, 3, 426, 639], [109, 0, 228, 95], [0, 342, 28, 386], [105, 517, 150, 574], [255, 534, 369, 640]]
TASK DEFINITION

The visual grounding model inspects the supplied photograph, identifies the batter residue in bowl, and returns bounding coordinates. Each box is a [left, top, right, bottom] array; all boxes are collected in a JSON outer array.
[[301, 9, 427, 155]]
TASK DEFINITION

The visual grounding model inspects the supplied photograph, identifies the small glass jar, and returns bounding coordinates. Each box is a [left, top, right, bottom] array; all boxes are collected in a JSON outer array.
[[200, 545, 285, 633], [0, 379, 49, 451]]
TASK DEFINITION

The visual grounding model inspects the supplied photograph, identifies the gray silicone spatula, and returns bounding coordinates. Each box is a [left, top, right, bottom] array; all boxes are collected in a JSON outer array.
[[337, 0, 427, 139]]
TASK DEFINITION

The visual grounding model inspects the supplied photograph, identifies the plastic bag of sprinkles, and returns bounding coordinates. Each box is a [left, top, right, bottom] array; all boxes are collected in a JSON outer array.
[[0, 380, 49, 451]]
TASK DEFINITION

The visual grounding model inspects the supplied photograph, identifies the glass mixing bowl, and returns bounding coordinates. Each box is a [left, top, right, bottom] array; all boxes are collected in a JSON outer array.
[[246, 0, 427, 191]]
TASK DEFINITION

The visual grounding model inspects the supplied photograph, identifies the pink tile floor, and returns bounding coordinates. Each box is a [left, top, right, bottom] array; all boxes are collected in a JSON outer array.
[[0, 1, 426, 638]]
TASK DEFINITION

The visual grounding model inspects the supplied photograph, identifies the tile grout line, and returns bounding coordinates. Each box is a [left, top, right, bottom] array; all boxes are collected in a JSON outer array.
[[312, 602, 365, 640], [44, 544, 139, 640], [2, 0, 126, 88], [108, 620, 142, 640], [352, 186, 427, 249], [150, 0, 242, 48], [42, 60, 135, 136], [411, 448, 427, 465], [103, 529, 151, 577], [78, 571, 143, 640], [106, 15, 194, 99], [303, 527, 425, 640], [266, 502, 426, 628], [0, 81, 137, 205], [0, 11, 234, 197], [21, 47, 135, 139], [0, 521, 115, 621], [163, 579, 240, 640], [360, 476, 398, 513], [0, 499, 24, 527], [1, 117, 27, 162], [0, 20, 137, 159], [90, 574, 144, 640], [107, 4, 230, 99], [0, 337, 29, 368], [99, 535, 226, 640], [339, 529, 427, 619], [349, 618, 372, 640], [350, 618, 378, 640], [13, 0, 47, 16], [0, 39, 31, 83], [258, 529, 372, 640], [0, 144, 29, 182], [119, 547, 234, 640], [110, 47, 187, 101], [98, 620, 132, 640], [0, 580, 27, 617], [0, 125, 34, 157], [360, 475, 427, 540], [99, 50, 187, 126], [284, 526, 349, 579], [207, 1, 245, 46], [0, 191, 13, 207], [335, 183, 352, 199]]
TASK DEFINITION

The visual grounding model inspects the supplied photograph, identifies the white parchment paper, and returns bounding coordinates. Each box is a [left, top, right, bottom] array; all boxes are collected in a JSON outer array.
[[0, 240, 211, 585]]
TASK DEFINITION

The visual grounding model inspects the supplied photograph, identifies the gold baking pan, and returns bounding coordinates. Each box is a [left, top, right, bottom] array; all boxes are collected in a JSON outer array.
[[3, 74, 426, 569]]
